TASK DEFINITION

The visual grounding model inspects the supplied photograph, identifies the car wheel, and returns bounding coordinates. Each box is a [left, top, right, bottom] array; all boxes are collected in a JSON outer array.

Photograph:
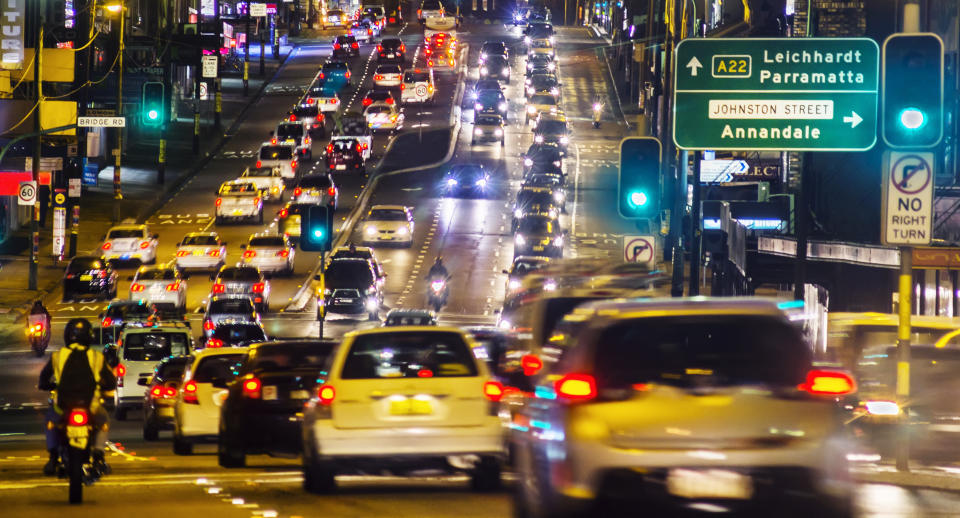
[[217, 436, 246, 468], [470, 456, 502, 491], [471, 139, 476, 145], [302, 449, 337, 494], [143, 419, 160, 441], [215, 216, 223, 225], [114, 406, 127, 421], [172, 433, 193, 455], [258, 211, 264, 224], [514, 445, 576, 518]]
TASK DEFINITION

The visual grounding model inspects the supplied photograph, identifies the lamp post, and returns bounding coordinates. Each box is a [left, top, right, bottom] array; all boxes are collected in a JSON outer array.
[[105, 2, 125, 222]]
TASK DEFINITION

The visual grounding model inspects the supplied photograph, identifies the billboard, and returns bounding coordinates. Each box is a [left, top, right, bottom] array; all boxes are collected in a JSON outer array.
[[0, 0, 25, 69]]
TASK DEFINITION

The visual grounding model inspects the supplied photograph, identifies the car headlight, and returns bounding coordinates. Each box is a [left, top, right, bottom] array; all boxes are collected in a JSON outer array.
[[323, 288, 332, 296], [365, 225, 378, 236], [526, 62, 533, 70], [494, 128, 503, 136], [514, 208, 523, 218], [527, 106, 536, 114], [553, 236, 564, 246], [502, 69, 509, 76], [553, 191, 564, 202], [397, 225, 409, 235], [524, 158, 533, 167], [508, 279, 522, 290], [547, 62, 555, 71], [549, 209, 558, 219], [543, 279, 557, 291], [480, 67, 488, 75], [515, 234, 527, 245], [499, 102, 507, 111], [549, 36, 555, 44], [475, 102, 483, 111], [366, 297, 379, 311], [550, 87, 559, 96], [475, 128, 483, 136], [553, 160, 561, 167], [527, 87, 535, 95], [524, 36, 531, 44], [560, 136, 570, 144], [525, 78, 532, 85], [534, 135, 544, 143], [480, 52, 487, 60], [447, 178, 458, 186]]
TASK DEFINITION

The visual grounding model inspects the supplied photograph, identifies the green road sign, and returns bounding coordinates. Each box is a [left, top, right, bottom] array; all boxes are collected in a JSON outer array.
[[673, 38, 879, 151]]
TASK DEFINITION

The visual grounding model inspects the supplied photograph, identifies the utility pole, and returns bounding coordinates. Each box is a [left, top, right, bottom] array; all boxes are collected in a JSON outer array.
[[214, 0, 222, 129], [29, 9, 43, 291], [71, 0, 97, 259], [259, 16, 265, 76], [244, 5, 251, 96], [688, 151, 702, 295], [193, 0, 201, 154], [111, 1, 126, 223]]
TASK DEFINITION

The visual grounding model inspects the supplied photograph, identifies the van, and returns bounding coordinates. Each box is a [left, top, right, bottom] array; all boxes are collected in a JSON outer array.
[[113, 323, 195, 419], [400, 67, 436, 105]]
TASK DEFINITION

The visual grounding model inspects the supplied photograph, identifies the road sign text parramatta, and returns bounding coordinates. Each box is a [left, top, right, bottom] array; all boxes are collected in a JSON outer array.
[[674, 38, 879, 151]]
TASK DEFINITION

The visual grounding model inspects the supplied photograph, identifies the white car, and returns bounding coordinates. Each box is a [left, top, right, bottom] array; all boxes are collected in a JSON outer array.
[[175, 232, 226, 271], [373, 64, 402, 87], [308, 87, 342, 113], [128, 264, 188, 313], [257, 140, 299, 180], [216, 179, 264, 224], [364, 102, 403, 133], [510, 298, 857, 517], [172, 347, 248, 455], [401, 68, 436, 105], [301, 327, 504, 493], [240, 165, 285, 202], [240, 233, 295, 276], [113, 323, 195, 420], [201, 295, 261, 340], [323, 9, 347, 28], [361, 205, 414, 247], [101, 222, 159, 265]]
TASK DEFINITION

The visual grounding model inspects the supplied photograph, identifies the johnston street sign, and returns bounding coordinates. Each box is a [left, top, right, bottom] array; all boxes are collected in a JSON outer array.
[[673, 38, 879, 151]]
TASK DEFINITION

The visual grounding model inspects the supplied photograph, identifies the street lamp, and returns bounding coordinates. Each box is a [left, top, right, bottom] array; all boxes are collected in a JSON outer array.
[[104, 2, 125, 220]]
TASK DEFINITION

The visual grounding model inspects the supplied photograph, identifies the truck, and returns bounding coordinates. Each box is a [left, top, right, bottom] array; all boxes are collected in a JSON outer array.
[[330, 112, 373, 160]]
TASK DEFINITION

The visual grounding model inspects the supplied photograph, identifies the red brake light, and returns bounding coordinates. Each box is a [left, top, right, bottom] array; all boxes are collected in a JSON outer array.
[[307, 97, 315, 104], [399, 83, 404, 90], [385, 98, 394, 105], [798, 369, 857, 396], [327, 186, 336, 196], [288, 114, 296, 121], [164, 387, 177, 397], [362, 143, 369, 150], [400, 43, 405, 52], [243, 377, 261, 398], [212, 283, 225, 294], [67, 410, 88, 426], [252, 282, 265, 293], [330, 98, 338, 104], [253, 197, 261, 206], [390, 17, 396, 23], [279, 208, 289, 218], [377, 44, 382, 52], [215, 197, 222, 207], [483, 381, 505, 402], [206, 338, 224, 348], [291, 160, 298, 169], [319, 72, 324, 79], [555, 374, 597, 401], [182, 380, 199, 404], [255, 160, 262, 168], [101, 317, 113, 327], [417, 369, 434, 378], [271, 137, 277, 145], [116, 363, 126, 377], [101, 242, 111, 250], [243, 249, 256, 258], [130, 283, 145, 292], [362, 98, 373, 106], [351, 42, 358, 49], [150, 386, 163, 398], [165, 282, 181, 291], [521, 354, 543, 376], [334, 43, 341, 49], [356, 144, 362, 153], [277, 250, 289, 257], [293, 187, 302, 197], [318, 384, 336, 405], [203, 319, 215, 331]]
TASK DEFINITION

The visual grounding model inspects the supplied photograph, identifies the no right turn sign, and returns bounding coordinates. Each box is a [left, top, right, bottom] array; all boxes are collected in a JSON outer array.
[[882, 151, 934, 245]]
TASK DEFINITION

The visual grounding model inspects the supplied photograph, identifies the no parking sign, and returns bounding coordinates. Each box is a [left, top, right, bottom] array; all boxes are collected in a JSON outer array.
[[624, 235, 656, 269]]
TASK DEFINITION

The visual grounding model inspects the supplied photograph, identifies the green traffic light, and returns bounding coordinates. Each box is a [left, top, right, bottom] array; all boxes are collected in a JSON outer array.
[[147, 109, 159, 120], [313, 229, 324, 239], [629, 191, 648, 207], [898, 108, 925, 130]]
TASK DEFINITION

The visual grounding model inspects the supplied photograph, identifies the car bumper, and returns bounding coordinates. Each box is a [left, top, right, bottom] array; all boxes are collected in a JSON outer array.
[[103, 250, 154, 262], [515, 244, 562, 257], [234, 412, 303, 453], [401, 95, 432, 104], [473, 131, 503, 142], [311, 419, 504, 457], [147, 402, 177, 427], [363, 232, 412, 244], [242, 257, 288, 273], [131, 291, 180, 306], [374, 79, 402, 87], [176, 256, 222, 269], [176, 404, 221, 438]]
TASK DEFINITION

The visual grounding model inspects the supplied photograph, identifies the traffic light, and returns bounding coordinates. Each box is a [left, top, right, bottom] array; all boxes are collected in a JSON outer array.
[[618, 137, 662, 219], [141, 82, 164, 127], [301, 205, 334, 252], [882, 33, 943, 148]]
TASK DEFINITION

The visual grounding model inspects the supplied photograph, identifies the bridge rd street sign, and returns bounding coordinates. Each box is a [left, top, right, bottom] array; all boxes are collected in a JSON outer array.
[[882, 151, 933, 245], [673, 38, 879, 151]]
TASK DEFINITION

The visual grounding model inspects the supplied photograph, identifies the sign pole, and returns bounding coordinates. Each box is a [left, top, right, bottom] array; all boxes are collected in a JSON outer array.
[[112, 2, 126, 223], [214, 0, 222, 129], [244, 6, 251, 96], [689, 151, 702, 295], [896, 245, 912, 472], [29, 11, 43, 291], [259, 17, 265, 76], [794, 155, 810, 300]]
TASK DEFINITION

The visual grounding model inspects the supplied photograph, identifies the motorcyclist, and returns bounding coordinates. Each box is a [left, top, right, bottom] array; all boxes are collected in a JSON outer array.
[[28, 300, 51, 344], [592, 96, 604, 127], [427, 257, 449, 280], [38, 318, 116, 476]]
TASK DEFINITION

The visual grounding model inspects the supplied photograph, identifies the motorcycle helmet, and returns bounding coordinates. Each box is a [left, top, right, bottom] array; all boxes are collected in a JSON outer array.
[[63, 318, 94, 347]]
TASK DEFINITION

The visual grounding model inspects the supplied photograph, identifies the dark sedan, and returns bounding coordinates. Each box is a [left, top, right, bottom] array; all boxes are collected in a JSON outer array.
[[442, 163, 492, 198], [217, 340, 339, 467], [325, 139, 365, 173], [63, 256, 118, 302], [142, 355, 191, 441]]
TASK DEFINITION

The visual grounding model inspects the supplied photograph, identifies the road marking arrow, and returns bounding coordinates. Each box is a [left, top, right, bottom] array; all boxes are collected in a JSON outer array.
[[686, 57, 703, 77], [843, 111, 863, 129]]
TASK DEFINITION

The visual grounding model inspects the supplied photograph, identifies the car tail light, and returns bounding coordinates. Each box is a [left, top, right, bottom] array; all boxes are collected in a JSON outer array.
[[150, 385, 163, 398], [334, 43, 341, 49], [390, 17, 396, 23], [317, 113, 324, 122], [116, 363, 126, 377], [318, 72, 324, 79], [255, 160, 262, 168], [356, 144, 362, 153], [363, 98, 373, 106], [215, 197, 222, 207], [326, 143, 334, 154], [206, 338, 224, 348], [67, 410, 88, 426], [362, 143, 369, 150], [327, 187, 337, 196], [101, 242, 111, 250], [555, 374, 597, 402], [203, 319, 215, 331], [101, 317, 113, 327], [279, 208, 289, 218], [351, 42, 358, 49], [176, 250, 190, 257], [521, 354, 543, 376], [164, 387, 177, 397], [483, 381, 505, 402], [307, 97, 316, 104], [428, 60, 433, 67], [291, 160, 298, 169], [329, 163, 336, 169], [428, 84, 435, 94], [288, 114, 297, 121], [253, 196, 261, 205], [377, 44, 382, 52], [385, 98, 394, 105], [165, 282, 180, 291], [317, 384, 335, 405], [368, 29, 372, 35], [209, 249, 221, 257], [270, 137, 277, 145], [242, 377, 261, 398], [182, 380, 199, 404], [293, 187, 302, 197], [400, 43, 405, 52], [417, 369, 434, 378], [346, 71, 351, 78], [330, 98, 338, 104], [252, 282, 265, 293], [130, 283, 145, 292], [798, 369, 856, 396], [212, 283, 225, 294], [243, 250, 256, 258], [277, 250, 289, 257]]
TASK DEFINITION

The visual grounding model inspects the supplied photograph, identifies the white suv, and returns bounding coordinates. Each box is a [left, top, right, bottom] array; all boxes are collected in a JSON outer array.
[[101, 222, 159, 265], [301, 327, 505, 493], [510, 298, 856, 517], [113, 323, 195, 420]]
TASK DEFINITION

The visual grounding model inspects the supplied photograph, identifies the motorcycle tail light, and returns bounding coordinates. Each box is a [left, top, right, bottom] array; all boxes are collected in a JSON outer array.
[[67, 410, 88, 426], [116, 363, 126, 377]]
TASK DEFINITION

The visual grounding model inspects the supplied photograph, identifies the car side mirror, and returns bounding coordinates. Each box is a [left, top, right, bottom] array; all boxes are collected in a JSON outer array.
[[136, 376, 153, 387]]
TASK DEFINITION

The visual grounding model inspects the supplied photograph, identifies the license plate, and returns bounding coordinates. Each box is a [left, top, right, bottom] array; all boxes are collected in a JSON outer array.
[[262, 386, 278, 400], [387, 53, 394, 57], [67, 426, 89, 439], [121, 254, 131, 259], [335, 298, 357, 304], [389, 399, 433, 415], [666, 469, 753, 500], [193, 250, 204, 256], [532, 245, 545, 251], [233, 210, 244, 215], [336, 164, 347, 170], [80, 274, 93, 281], [157, 407, 174, 417], [290, 390, 310, 400]]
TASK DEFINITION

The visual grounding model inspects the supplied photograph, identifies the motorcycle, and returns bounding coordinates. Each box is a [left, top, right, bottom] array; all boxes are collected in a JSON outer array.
[[58, 407, 101, 504], [26, 315, 50, 357], [427, 278, 448, 312], [592, 102, 603, 129]]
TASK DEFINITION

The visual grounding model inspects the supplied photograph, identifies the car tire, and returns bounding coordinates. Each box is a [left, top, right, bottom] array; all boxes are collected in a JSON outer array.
[[471, 139, 476, 145], [470, 457, 502, 492], [302, 436, 337, 494], [258, 211, 264, 225], [514, 445, 577, 518], [217, 436, 246, 468], [143, 419, 160, 441], [114, 406, 127, 421], [172, 434, 193, 455], [215, 216, 223, 225]]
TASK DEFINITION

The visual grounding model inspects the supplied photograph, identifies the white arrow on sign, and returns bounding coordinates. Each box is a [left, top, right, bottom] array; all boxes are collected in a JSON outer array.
[[686, 56, 703, 77], [843, 111, 863, 129]]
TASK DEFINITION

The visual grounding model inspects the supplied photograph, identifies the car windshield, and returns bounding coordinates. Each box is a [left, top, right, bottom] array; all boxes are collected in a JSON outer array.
[[217, 268, 261, 282], [531, 95, 555, 105], [209, 298, 254, 314], [123, 332, 191, 361], [367, 106, 393, 114], [324, 63, 348, 72], [276, 124, 304, 140], [341, 331, 478, 379], [106, 302, 153, 319], [211, 325, 266, 344], [513, 259, 547, 274], [193, 355, 244, 383], [527, 176, 563, 188], [382, 38, 402, 48], [68, 258, 103, 272], [476, 115, 501, 125], [108, 229, 143, 239], [532, 39, 552, 48], [156, 358, 189, 383], [517, 217, 555, 234], [369, 208, 407, 221], [486, 56, 507, 67], [326, 261, 374, 284], [531, 75, 557, 87], [478, 91, 503, 103], [259, 146, 294, 160], [422, 0, 442, 9], [136, 269, 176, 281], [376, 65, 401, 74], [518, 190, 554, 205], [298, 175, 332, 188], [593, 316, 810, 390], [483, 42, 505, 53], [181, 235, 219, 246], [537, 120, 566, 133], [220, 182, 258, 194], [404, 71, 429, 82], [451, 165, 484, 178], [249, 236, 285, 247], [244, 167, 277, 177], [331, 140, 359, 151], [246, 342, 336, 371]]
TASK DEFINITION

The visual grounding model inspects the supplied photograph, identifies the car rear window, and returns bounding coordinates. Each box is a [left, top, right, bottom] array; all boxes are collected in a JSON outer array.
[[123, 332, 191, 361], [209, 298, 254, 314], [244, 166, 278, 178], [486, 56, 508, 66], [376, 65, 401, 74], [106, 302, 154, 319], [369, 208, 407, 220], [136, 269, 176, 281], [217, 268, 261, 282], [211, 324, 266, 344], [593, 316, 810, 390], [324, 62, 348, 72], [220, 182, 258, 195], [326, 261, 374, 284], [404, 71, 429, 83], [108, 229, 143, 239], [366, 106, 392, 114], [250, 236, 285, 247], [331, 139, 359, 151], [156, 358, 189, 382], [181, 235, 219, 246], [537, 120, 567, 133], [294, 103, 319, 116], [259, 146, 294, 160], [341, 331, 478, 379], [193, 355, 245, 383], [531, 94, 555, 105], [277, 124, 304, 140], [68, 258, 103, 272], [247, 342, 336, 371], [298, 175, 332, 188], [385, 315, 436, 326], [381, 38, 402, 48]]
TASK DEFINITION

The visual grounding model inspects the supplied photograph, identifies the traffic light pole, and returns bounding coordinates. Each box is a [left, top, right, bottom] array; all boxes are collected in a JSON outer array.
[[793, 154, 810, 300], [688, 152, 701, 295], [112, 2, 126, 223], [214, 0, 222, 129], [244, 8, 251, 96]]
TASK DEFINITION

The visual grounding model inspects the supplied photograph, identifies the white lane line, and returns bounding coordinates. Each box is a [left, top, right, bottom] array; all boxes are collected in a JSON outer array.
[[572, 142, 581, 241]]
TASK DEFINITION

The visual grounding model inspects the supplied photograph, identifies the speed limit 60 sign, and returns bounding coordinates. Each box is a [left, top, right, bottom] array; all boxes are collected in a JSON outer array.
[[18, 181, 37, 206]]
